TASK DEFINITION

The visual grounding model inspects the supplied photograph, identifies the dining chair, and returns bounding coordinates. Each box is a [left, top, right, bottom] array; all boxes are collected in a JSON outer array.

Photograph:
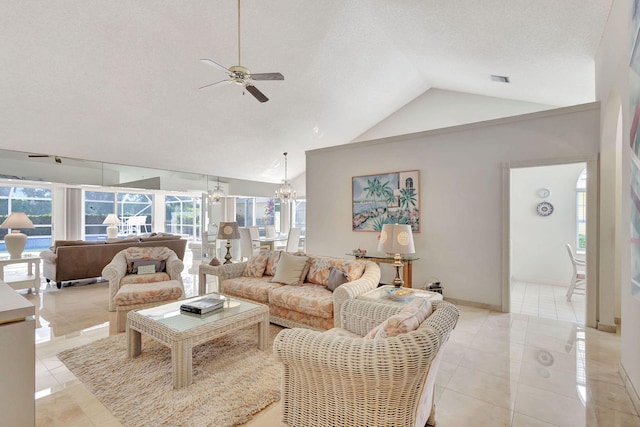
[[265, 225, 276, 238], [248, 226, 269, 250], [286, 227, 302, 252], [565, 243, 586, 301], [239, 227, 260, 260]]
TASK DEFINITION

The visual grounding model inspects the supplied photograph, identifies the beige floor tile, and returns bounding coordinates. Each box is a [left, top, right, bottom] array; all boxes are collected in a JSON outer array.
[[446, 365, 518, 410], [436, 388, 513, 427], [515, 383, 588, 427], [512, 412, 559, 427], [587, 403, 640, 427], [458, 346, 522, 381], [588, 379, 638, 415]]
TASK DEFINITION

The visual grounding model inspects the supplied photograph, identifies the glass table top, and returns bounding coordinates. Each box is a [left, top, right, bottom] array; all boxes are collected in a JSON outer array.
[[135, 293, 262, 332]]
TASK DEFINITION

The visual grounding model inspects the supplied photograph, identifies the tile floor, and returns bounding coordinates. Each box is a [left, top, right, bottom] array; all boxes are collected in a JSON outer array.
[[6, 255, 639, 426], [511, 280, 586, 324]]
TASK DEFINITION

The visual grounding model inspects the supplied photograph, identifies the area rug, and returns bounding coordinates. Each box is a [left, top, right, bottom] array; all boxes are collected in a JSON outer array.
[[57, 324, 283, 427]]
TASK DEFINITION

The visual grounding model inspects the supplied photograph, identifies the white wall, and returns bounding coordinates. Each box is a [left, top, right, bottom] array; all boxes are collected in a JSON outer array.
[[353, 88, 555, 143], [510, 163, 586, 285], [306, 104, 599, 310], [596, 0, 640, 404]]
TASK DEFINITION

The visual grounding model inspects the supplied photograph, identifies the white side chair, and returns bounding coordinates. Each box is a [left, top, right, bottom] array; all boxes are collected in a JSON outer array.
[[248, 226, 269, 250], [265, 225, 276, 238], [286, 227, 302, 252], [239, 227, 260, 260], [565, 243, 586, 302]]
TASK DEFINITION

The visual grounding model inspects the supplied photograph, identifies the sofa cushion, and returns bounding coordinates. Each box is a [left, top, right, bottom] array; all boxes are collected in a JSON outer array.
[[265, 251, 282, 276], [114, 280, 183, 307], [326, 266, 349, 292], [120, 272, 171, 286], [306, 257, 366, 286], [52, 240, 104, 252], [270, 305, 334, 330], [365, 298, 433, 339], [270, 252, 310, 286], [221, 276, 283, 304], [269, 284, 334, 319], [243, 251, 270, 277]]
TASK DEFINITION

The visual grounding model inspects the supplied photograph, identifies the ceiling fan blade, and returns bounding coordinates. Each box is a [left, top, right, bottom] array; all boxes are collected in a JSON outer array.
[[245, 84, 269, 103], [251, 72, 284, 81], [200, 59, 230, 74], [198, 79, 232, 90]]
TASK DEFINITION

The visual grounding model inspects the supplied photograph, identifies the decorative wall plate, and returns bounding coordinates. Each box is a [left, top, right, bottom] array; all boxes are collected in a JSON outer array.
[[536, 201, 554, 216]]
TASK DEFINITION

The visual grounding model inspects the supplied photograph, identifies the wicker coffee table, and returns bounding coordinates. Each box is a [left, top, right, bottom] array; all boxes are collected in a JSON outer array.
[[126, 293, 269, 388]]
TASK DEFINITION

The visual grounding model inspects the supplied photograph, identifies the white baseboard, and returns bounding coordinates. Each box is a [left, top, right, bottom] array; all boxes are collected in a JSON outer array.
[[443, 296, 502, 313], [510, 276, 568, 287]]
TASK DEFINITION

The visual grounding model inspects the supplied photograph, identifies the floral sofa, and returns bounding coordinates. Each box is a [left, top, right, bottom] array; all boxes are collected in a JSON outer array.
[[198, 251, 381, 330]]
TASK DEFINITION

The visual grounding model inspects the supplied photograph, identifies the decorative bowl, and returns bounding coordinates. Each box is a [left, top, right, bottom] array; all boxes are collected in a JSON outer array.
[[385, 288, 413, 302]]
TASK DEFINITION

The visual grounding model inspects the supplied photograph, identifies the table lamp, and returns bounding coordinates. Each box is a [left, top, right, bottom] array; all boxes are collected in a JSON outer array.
[[217, 221, 240, 264], [1, 212, 35, 259], [102, 214, 120, 239], [377, 223, 415, 287]]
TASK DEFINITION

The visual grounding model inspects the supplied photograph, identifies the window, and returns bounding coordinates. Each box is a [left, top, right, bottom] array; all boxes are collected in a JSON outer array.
[[0, 184, 52, 252], [576, 169, 587, 251], [84, 190, 153, 239], [165, 195, 200, 238]]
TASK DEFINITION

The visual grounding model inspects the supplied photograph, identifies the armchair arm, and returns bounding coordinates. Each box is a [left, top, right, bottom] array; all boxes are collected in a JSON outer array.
[[165, 252, 184, 281], [39, 250, 57, 263], [339, 298, 403, 336], [101, 250, 128, 312], [332, 261, 380, 328]]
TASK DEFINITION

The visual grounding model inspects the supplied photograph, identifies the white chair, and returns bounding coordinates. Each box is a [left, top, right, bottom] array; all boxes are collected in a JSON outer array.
[[285, 227, 302, 252], [239, 227, 260, 261], [565, 243, 586, 302], [265, 225, 276, 238], [248, 226, 269, 250]]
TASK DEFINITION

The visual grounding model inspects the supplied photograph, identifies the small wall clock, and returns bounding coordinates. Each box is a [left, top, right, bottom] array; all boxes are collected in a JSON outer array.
[[536, 201, 554, 216]]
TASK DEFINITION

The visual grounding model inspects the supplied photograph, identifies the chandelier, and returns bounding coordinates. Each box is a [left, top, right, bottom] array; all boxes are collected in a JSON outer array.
[[275, 152, 296, 202], [208, 176, 225, 204]]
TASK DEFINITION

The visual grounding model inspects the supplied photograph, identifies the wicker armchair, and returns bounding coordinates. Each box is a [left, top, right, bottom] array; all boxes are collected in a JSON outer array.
[[273, 298, 459, 427]]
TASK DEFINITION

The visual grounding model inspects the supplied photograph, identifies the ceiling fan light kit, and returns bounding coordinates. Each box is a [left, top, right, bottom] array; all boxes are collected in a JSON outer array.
[[200, 0, 284, 103]]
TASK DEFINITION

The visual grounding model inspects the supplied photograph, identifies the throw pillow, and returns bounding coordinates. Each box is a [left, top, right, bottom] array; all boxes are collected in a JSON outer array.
[[242, 251, 270, 277], [265, 251, 282, 276], [326, 266, 348, 292], [127, 259, 166, 274], [364, 298, 433, 339], [270, 252, 310, 286]]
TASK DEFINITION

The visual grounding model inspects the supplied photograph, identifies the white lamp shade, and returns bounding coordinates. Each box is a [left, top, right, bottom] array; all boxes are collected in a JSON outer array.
[[102, 214, 120, 225], [0, 212, 34, 230], [377, 224, 415, 255]]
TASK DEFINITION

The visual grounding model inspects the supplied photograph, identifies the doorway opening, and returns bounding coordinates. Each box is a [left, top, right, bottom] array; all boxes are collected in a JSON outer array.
[[509, 163, 587, 324]]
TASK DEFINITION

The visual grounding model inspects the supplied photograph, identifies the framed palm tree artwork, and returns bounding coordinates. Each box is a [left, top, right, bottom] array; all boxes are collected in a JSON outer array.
[[352, 170, 420, 232]]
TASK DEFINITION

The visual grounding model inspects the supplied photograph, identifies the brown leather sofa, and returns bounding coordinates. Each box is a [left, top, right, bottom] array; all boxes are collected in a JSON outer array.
[[39, 234, 187, 288]]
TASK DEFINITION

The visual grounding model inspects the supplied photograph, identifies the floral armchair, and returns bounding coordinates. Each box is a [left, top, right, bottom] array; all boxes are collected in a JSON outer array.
[[273, 298, 459, 427], [102, 246, 185, 312]]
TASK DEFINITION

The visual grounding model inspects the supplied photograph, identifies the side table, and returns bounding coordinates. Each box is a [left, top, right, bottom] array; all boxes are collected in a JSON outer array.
[[0, 254, 41, 293], [357, 285, 442, 305]]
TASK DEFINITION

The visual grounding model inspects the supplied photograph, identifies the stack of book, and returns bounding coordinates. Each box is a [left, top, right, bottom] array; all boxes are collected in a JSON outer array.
[[180, 296, 225, 315]]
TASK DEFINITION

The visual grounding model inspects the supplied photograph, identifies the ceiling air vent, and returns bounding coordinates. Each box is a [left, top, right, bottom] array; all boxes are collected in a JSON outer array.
[[490, 75, 510, 83]]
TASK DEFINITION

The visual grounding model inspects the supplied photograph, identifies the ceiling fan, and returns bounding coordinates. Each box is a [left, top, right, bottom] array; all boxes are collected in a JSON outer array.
[[199, 0, 284, 103], [28, 154, 61, 164]]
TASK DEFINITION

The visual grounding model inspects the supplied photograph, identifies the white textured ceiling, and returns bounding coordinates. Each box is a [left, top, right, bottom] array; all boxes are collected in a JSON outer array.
[[0, 0, 612, 183]]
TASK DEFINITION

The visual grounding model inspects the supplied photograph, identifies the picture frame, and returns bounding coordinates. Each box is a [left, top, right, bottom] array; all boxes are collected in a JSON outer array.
[[352, 170, 420, 232]]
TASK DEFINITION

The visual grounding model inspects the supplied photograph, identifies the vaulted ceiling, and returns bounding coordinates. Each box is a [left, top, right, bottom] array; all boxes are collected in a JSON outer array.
[[0, 1, 612, 183]]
